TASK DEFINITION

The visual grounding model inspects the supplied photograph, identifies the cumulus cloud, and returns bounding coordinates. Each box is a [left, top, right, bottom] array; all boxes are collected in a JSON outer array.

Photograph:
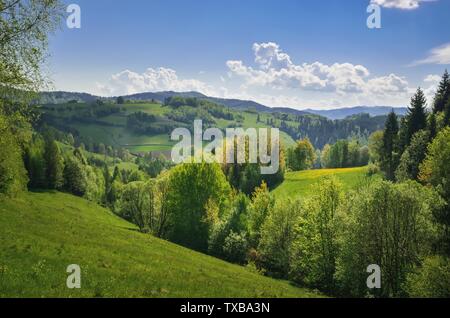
[[412, 43, 450, 65], [95, 67, 214, 96], [226, 42, 412, 101], [370, 0, 435, 10]]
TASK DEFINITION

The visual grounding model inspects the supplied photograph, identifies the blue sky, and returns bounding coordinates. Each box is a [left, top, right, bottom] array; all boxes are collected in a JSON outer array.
[[49, 0, 450, 109]]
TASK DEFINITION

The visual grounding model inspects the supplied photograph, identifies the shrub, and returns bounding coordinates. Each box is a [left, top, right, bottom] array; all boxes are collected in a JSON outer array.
[[405, 256, 450, 298]]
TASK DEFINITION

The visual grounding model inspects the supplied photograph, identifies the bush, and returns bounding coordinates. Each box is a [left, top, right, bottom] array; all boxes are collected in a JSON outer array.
[[223, 231, 248, 264], [290, 177, 343, 292], [366, 163, 380, 176], [405, 256, 450, 298], [336, 180, 443, 297], [258, 198, 301, 278]]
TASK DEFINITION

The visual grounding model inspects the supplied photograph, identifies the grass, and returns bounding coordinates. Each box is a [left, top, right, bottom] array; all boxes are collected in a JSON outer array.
[[48, 102, 297, 153], [272, 166, 373, 199], [0, 192, 322, 298]]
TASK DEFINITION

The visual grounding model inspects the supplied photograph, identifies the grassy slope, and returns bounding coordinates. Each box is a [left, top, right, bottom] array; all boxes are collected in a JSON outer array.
[[52, 102, 296, 153], [0, 192, 321, 298], [272, 166, 372, 199]]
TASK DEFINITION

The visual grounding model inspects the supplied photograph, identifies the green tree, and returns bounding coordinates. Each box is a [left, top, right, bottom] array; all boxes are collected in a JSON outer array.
[[419, 127, 450, 255], [166, 162, 231, 252], [258, 198, 301, 277], [248, 182, 274, 248], [290, 177, 343, 292], [44, 139, 64, 189], [380, 111, 399, 181], [63, 157, 87, 197], [395, 130, 430, 182], [117, 96, 125, 104], [405, 256, 450, 298], [288, 138, 316, 171], [0, 0, 62, 195], [406, 87, 428, 146], [368, 130, 383, 164], [433, 70, 450, 114], [336, 180, 442, 297]]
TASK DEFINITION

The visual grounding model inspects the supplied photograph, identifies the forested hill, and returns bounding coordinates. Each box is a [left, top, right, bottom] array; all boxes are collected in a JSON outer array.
[[39, 90, 401, 118], [304, 106, 407, 120], [38, 96, 388, 152]]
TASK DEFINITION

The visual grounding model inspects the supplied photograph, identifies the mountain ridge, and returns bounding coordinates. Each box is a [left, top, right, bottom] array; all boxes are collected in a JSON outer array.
[[40, 90, 406, 119]]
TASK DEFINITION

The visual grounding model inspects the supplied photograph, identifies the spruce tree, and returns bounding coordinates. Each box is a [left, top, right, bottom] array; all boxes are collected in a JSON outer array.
[[381, 111, 399, 181], [44, 139, 64, 189], [433, 69, 450, 113], [406, 87, 427, 145]]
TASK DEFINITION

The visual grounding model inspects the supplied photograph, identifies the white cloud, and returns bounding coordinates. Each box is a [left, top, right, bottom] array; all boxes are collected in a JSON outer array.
[[226, 42, 412, 102], [412, 43, 450, 65], [370, 0, 435, 10], [93, 43, 439, 109], [424, 74, 441, 83], [95, 67, 215, 96]]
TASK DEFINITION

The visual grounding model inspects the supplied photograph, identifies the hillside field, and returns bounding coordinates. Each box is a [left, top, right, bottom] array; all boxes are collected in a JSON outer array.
[[0, 192, 321, 298], [272, 166, 372, 199]]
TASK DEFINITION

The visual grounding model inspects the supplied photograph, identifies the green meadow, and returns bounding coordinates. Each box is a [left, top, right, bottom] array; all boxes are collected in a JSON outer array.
[[272, 166, 372, 199], [0, 192, 321, 298]]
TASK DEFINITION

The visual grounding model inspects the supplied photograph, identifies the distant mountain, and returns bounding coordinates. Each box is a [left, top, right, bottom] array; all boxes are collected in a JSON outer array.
[[39, 91, 405, 119], [303, 106, 407, 120], [39, 90, 310, 116]]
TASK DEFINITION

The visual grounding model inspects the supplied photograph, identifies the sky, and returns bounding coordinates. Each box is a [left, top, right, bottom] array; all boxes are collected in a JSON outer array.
[[49, 0, 450, 110]]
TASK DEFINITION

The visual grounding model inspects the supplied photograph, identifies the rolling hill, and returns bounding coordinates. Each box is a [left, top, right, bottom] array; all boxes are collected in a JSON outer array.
[[271, 166, 374, 199], [0, 191, 322, 298], [304, 106, 407, 120], [40, 90, 404, 118]]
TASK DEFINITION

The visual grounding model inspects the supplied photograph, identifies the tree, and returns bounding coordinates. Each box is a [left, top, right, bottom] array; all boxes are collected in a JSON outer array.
[[259, 198, 301, 278], [290, 177, 343, 292], [368, 130, 383, 164], [0, 1, 62, 195], [248, 182, 274, 248], [419, 127, 450, 255], [405, 87, 428, 146], [166, 162, 231, 252], [395, 130, 430, 182], [44, 139, 64, 189], [405, 256, 450, 298], [380, 111, 399, 181], [288, 138, 316, 171], [119, 181, 148, 231], [433, 70, 450, 114], [63, 157, 87, 197], [117, 96, 125, 104], [336, 180, 442, 297]]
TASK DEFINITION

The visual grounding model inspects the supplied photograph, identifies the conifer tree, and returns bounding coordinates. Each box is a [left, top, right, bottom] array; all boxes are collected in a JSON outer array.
[[433, 70, 450, 113], [44, 139, 64, 189], [406, 87, 427, 145], [380, 111, 399, 181]]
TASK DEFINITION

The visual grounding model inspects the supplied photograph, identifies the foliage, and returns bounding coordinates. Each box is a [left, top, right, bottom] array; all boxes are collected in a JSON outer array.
[[419, 127, 450, 255], [258, 198, 301, 277], [290, 177, 343, 292], [380, 111, 399, 181], [395, 130, 430, 182], [336, 180, 442, 297], [287, 138, 316, 171], [247, 182, 274, 248], [166, 161, 231, 251], [44, 139, 64, 189], [405, 256, 450, 298]]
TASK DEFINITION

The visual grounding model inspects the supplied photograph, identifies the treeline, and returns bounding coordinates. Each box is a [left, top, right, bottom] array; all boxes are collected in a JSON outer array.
[[285, 137, 369, 171], [164, 96, 236, 122], [277, 112, 386, 149]]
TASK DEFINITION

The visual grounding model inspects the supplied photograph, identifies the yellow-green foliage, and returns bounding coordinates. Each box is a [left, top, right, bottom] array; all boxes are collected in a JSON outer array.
[[0, 192, 321, 298]]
